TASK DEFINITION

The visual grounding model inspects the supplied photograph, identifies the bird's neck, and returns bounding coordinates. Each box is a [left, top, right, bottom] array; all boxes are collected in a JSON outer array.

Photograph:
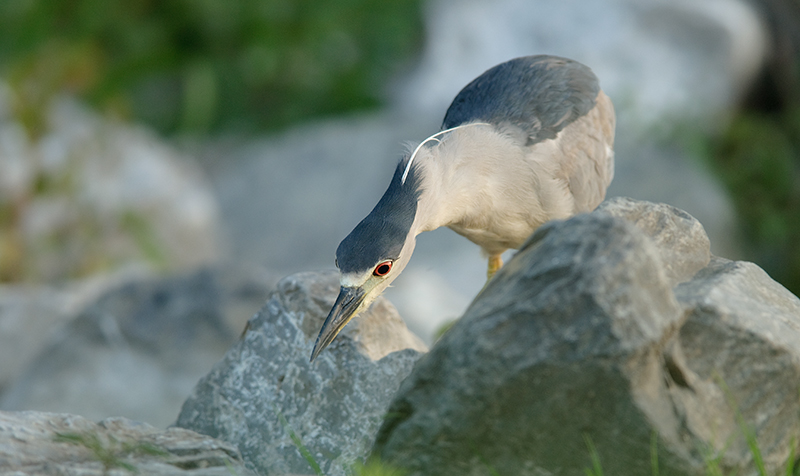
[[410, 126, 525, 234]]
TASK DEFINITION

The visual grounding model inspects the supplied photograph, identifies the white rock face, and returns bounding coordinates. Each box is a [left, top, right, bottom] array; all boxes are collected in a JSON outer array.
[[396, 0, 768, 127]]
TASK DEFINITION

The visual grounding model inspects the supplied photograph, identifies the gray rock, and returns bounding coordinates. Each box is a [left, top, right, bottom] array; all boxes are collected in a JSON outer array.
[[0, 267, 152, 394], [372, 207, 800, 475], [0, 286, 89, 395], [175, 270, 427, 476], [0, 410, 255, 475], [373, 212, 688, 476], [670, 257, 800, 474], [0, 265, 276, 428], [597, 197, 711, 286]]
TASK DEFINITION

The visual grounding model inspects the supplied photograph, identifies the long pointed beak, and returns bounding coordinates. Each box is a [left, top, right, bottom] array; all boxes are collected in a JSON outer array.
[[310, 286, 366, 362]]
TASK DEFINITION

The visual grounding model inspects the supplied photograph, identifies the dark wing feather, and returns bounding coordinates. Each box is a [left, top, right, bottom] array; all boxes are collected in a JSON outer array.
[[442, 55, 600, 145]]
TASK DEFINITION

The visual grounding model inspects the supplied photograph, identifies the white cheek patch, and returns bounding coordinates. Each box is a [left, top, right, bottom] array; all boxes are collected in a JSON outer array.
[[340, 271, 371, 288]]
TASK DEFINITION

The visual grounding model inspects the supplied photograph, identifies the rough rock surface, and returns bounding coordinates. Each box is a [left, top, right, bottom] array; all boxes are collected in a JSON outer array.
[[372, 201, 800, 476], [175, 271, 427, 476], [0, 265, 276, 428], [671, 257, 800, 473], [373, 212, 688, 475], [597, 197, 711, 286], [0, 410, 255, 475]]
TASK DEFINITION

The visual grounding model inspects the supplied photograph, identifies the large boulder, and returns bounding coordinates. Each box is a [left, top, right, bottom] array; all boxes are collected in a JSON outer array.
[[671, 257, 800, 473], [175, 270, 427, 476], [373, 211, 688, 475], [372, 199, 800, 476], [0, 265, 276, 427], [0, 410, 255, 475]]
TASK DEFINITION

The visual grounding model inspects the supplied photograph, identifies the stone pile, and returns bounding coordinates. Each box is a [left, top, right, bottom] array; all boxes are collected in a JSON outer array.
[[373, 198, 800, 476], [174, 198, 800, 476]]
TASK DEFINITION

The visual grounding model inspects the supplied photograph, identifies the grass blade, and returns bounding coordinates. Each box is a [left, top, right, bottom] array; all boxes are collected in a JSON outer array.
[[651, 430, 659, 476], [702, 444, 725, 476], [276, 410, 323, 476], [785, 436, 796, 476], [715, 375, 767, 475], [583, 434, 604, 476]]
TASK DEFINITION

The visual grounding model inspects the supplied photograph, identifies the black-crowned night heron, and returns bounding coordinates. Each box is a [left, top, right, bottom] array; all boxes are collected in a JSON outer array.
[[311, 55, 615, 361]]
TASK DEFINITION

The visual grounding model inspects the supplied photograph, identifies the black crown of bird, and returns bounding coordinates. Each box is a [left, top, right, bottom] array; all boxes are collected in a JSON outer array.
[[311, 54, 616, 362]]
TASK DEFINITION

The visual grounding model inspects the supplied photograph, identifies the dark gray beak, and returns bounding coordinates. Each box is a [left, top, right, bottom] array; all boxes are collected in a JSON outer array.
[[310, 286, 366, 362]]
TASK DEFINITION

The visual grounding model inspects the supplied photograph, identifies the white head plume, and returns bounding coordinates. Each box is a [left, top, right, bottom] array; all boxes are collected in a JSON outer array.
[[401, 122, 491, 184]]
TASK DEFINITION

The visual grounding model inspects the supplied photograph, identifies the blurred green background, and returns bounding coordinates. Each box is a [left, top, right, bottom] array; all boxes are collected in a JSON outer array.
[[700, 1, 800, 297], [0, 0, 799, 299], [0, 0, 424, 137], [705, 109, 800, 295], [0, 0, 424, 283]]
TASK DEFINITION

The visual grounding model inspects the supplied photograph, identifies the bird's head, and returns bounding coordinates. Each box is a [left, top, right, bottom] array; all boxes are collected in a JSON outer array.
[[310, 159, 423, 362]]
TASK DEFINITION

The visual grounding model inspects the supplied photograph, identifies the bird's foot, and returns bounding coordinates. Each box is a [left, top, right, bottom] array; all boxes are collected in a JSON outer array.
[[487, 254, 503, 281]]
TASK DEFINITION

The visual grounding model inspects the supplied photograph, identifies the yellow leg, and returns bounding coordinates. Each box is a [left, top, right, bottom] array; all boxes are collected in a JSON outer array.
[[487, 254, 503, 280]]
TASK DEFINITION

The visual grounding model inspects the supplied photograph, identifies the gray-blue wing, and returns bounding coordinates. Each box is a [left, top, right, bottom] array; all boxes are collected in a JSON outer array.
[[442, 55, 600, 145]]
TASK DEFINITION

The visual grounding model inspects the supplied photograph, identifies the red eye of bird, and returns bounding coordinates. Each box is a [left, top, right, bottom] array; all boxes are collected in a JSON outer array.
[[373, 261, 393, 277]]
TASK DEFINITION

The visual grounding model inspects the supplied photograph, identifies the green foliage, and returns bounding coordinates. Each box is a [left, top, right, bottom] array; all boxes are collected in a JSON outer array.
[[786, 438, 798, 476], [705, 108, 800, 296], [351, 458, 408, 476], [0, 0, 424, 136], [702, 441, 729, 476], [0, 1, 424, 282], [0, 168, 171, 284]]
